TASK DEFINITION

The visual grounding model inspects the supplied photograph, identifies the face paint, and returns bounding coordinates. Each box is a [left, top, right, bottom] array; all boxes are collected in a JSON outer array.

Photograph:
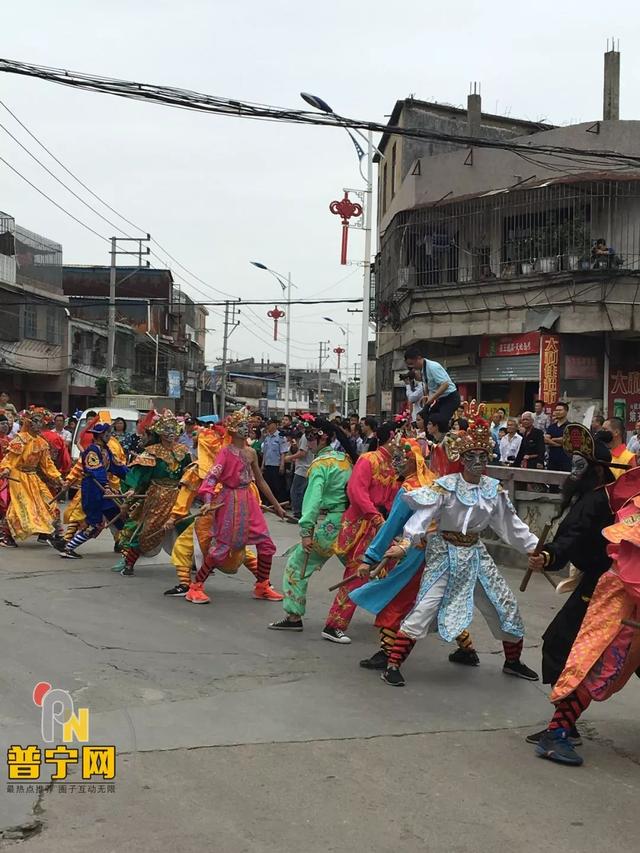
[[235, 422, 250, 439], [570, 453, 589, 481], [462, 450, 488, 477]]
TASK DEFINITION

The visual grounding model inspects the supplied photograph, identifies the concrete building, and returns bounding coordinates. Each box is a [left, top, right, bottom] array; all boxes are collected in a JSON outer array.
[[63, 266, 208, 414], [373, 47, 640, 430], [0, 214, 69, 411]]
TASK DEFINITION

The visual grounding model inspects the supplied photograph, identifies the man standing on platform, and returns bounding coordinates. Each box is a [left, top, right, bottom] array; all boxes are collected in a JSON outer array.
[[260, 417, 288, 502], [403, 346, 460, 429], [545, 402, 571, 472]]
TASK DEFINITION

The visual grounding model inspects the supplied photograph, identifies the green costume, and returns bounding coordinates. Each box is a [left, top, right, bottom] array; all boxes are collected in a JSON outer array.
[[282, 446, 351, 617], [119, 443, 192, 569]]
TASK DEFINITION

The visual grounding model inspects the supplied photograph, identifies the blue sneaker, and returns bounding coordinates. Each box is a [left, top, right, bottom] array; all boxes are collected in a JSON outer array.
[[535, 729, 583, 766], [111, 557, 126, 572]]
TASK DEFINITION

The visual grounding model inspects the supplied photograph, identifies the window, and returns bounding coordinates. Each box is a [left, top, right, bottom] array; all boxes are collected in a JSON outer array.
[[23, 304, 37, 339], [391, 143, 397, 198], [46, 310, 59, 345], [382, 163, 388, 213]]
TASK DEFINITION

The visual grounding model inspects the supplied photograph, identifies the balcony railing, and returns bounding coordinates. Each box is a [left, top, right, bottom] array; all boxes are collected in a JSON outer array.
[[375, 178, 640, 312]]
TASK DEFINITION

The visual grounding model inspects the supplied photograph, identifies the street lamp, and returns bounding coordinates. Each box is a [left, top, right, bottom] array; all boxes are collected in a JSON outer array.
[[250, 261, 297, 414], [323, 316, 349, 415], [301, 91, 374, 418]]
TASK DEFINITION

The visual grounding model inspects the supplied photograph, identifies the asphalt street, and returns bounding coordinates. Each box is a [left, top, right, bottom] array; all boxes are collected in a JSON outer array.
[[0, 515, 638, 853]]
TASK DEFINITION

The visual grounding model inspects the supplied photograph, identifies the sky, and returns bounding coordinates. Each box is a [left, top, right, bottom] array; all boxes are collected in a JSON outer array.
[[1, 1, 639, 375]]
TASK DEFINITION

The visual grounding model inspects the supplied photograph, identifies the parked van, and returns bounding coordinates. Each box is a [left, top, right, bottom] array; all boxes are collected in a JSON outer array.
[[71, 408, 139, 461]]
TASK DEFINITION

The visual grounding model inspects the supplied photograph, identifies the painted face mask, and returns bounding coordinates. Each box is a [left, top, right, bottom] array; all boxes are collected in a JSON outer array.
[[462, 450, 488, 477], [570, 453, 589, 481], [234, 421, 250, 439]]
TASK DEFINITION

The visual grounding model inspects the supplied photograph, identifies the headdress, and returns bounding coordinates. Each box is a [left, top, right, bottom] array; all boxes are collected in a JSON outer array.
[[397, 436, 431, 487], [80, 410, 112, 450], [225, 407, 250, 434], [152, 409, 179, 436], [19, 406, 53, 427], [450, 400, 493, 455], [88, 422, 112, 436]]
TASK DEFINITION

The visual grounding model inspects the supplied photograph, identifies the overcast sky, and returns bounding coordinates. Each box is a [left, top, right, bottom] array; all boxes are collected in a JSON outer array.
[[1, 1, 638, 373]]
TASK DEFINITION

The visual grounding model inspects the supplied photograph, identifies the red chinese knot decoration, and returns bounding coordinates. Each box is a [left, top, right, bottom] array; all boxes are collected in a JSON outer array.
[[329, 191, 363, 265], [267, 305, 285, 340], [333, 346, 345, 368]]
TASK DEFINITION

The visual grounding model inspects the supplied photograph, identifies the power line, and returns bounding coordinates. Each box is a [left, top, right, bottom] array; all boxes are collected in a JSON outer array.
[[2, 57, 640, 167], [0, 154, 109, 243]]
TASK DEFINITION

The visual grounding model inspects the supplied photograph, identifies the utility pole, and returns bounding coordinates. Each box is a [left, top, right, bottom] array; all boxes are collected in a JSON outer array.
[[285, 272, 291, 414], [358, 129, 373, 418], [106, 234, 150, 404], [317, 341, 329, 415], [219, 300, 240, 419]]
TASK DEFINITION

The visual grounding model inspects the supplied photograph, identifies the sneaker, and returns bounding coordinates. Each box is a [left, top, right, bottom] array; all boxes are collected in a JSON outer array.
[[37, 534, 50, 544], [526, 726, 582, 746], [0, 535, 17, 548], [449, 648, 480, 666], [253, 580, 285, 601], [381, 667, 405, 687], [268, 617, 303, 631], [111, 558, 126, 573], [60, 549, 82, 560], [321, 626, 351, 644], [535, 729, 584, 766], [359, 650, 389, 670], [503, 660, 539, 681], [164, 583, 190, 597], [185, 582, 210, 604], [120, 566, 135, 577], [49, 537, 67, 553]]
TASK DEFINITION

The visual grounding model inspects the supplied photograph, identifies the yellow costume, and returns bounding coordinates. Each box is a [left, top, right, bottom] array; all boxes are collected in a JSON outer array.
[[0, 430, 62, 541]]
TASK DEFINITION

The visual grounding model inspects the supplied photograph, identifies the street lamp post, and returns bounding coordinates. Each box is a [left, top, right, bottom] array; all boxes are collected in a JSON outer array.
[[323, 316, 349, 415], [301, 92, 378, 417], [250, 262, 295, 414]]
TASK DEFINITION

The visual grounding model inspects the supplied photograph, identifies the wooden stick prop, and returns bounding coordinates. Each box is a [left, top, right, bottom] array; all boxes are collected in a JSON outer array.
[[622, 618, 640, 629], [328, 558, 388, 592], [520, 523, 554, 592], [262, 504, 298, 523], [47, 483, 70, 504]]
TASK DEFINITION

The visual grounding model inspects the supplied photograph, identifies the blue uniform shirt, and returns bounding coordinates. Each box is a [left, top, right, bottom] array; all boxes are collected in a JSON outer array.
[[423, 359, 456, 396]]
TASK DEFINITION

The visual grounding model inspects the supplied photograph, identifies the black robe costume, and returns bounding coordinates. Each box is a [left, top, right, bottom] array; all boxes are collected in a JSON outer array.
[[541, 485, 613, 684]]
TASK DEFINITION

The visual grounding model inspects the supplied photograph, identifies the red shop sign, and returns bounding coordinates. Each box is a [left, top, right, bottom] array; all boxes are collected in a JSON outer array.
[[539, 334, 561, 407], [608, 369, 640, 431], [479, 332, 540, 358], [565, 355, 599, 380]]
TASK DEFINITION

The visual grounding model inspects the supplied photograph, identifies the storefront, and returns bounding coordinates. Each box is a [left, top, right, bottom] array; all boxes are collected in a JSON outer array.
[[477, 332, 540, 415]]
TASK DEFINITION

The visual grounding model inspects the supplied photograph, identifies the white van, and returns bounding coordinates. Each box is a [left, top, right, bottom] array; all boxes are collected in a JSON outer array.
[[71, 408, 140, 461]]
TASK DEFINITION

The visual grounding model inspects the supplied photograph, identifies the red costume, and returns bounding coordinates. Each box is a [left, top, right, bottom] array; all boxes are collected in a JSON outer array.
[[324, 445, 400, 632]]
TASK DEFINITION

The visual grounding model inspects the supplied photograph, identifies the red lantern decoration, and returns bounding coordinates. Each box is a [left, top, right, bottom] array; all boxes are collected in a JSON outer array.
[[267, 305, 285, 340], [329, 191, 363, 265], [333, 346, 346, 369]]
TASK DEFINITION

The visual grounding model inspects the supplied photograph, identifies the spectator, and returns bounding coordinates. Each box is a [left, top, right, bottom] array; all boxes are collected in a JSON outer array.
[[591, 413, 605, 435], [66, 415, 78, 435], [403, 367, 424, 422], [545, 402, 571, 472], [591, 237, 610, 268], [490, 409, 507, 462], [500, 418, 522, 466], [603, 417, 637, 479], [112, 417, 136, 458], [287, 429, 315, 518], [0, 391, 17, 417], [178, 417, 198, 459], [260, 418, 288, 501], [451, 417, 468, 433], [403, 345, 460, 427], [627, 420, 640, 455], [360, 417, 378, 454], [52, 413, 72, 449], [532, 400, 550, 433], [515, 411, 545, 469]]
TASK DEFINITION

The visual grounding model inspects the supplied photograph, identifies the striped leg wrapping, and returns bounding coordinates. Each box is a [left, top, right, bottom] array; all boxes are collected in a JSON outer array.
[[387, 631, 416, 668], [380, 627, 397, 655]]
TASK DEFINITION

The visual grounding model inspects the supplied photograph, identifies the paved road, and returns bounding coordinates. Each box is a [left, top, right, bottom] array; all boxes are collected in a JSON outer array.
[[0, 517, 638, 852]]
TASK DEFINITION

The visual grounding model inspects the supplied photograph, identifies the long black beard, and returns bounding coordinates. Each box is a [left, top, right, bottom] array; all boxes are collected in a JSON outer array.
[[557, 465, 602, 515]]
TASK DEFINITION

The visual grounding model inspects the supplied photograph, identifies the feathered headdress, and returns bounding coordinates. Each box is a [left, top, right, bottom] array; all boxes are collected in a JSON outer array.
[[225, 408, 250, 434], [19, 406, 53, 427], [151, 409, 179, 436]]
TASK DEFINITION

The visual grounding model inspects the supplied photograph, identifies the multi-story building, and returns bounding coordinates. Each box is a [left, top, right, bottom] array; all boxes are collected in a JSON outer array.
[[0, 214, 68, 411], [63, 265, 208, 414], [373, 48, 640, 430]]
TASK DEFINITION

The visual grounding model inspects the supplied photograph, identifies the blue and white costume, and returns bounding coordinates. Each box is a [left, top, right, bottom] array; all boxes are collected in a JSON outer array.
[[398, 473, 537, 642]]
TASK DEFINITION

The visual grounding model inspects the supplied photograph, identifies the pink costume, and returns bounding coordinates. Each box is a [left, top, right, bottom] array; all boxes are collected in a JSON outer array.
[[198, 444, 276, 581]]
